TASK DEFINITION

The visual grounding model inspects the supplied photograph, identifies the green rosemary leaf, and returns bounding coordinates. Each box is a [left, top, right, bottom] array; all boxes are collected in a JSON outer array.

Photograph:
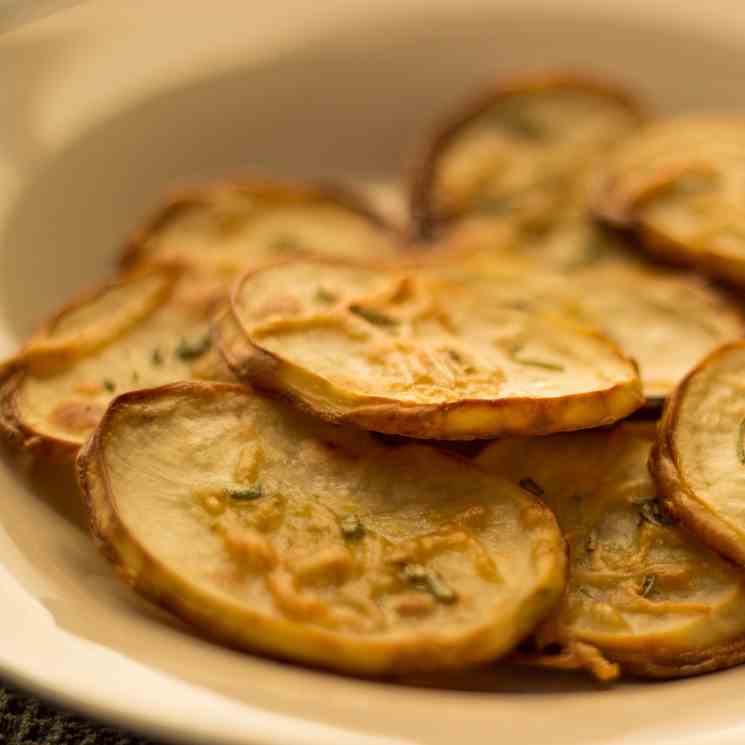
[[340, 515, 365, 540], [349, 305, 398, 327], [519, 477, 544, 498], [402, 563, 457, 604], [228, 484, 263, 501], [176, 334, 211, 361]]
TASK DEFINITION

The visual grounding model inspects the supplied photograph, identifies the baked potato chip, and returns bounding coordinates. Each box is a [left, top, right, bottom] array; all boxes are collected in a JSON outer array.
[[653, 341, 745, 567], [440, 232, 744, 401], [78, 381, 566, 674], [477, 422, 745, 680], [0, 269, 232, 458], [217, 258, 643, 439], [123, 179, 399, 274], [573, 262, 745, 400], [410, 71, 644, 241], [593, 117, 745, 286], [438, 212, 640, 272]]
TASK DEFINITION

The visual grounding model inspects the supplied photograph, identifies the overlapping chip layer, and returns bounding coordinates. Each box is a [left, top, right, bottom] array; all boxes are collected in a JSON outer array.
[[4, 68, 745, 686], [593, 116, 745, 287], [0, 181, 397, 458], [78, 382, 566, 675], [653, 342, 745, 568], [217, 258, 643, 439], [477, 423, 745, 680]]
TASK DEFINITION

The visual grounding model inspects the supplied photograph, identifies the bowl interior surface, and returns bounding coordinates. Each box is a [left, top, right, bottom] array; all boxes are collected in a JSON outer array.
[[2, 4, 745, 745]]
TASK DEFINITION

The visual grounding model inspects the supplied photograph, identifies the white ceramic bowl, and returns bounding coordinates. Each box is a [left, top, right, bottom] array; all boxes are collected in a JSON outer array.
[[3, 2, 745, 744]]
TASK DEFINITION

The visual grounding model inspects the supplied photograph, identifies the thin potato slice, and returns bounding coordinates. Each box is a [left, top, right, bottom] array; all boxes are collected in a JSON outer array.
[[653, 341, 745, 568], [217, 257, 643, 439], [409, 71, 644, 241], [439, 234, 745, 401], [573, 262, 745, 400], [434, 212, 636, 272], [0, 269, 232, 458], [78, 381, 566, 675], [593, 117, 745, 286], [123, 179, 399, 274], [476, 422, 745, 680]]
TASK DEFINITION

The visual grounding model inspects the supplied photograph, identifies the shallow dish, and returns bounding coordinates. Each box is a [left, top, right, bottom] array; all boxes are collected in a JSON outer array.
[[5, 2, 745, 744]]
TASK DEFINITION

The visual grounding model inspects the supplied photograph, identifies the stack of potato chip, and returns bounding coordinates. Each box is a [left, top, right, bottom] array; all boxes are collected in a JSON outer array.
[[5, 70, 745, 684]]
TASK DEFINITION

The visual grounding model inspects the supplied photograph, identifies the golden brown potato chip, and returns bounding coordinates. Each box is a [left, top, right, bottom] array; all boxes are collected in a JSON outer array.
[[1, 180, 401, 460], [653, 341, 745, 568], [78, 381, 566, 675], [477, 422, 745, 680], [417, 239, 744, 402], [409, 71, 644, 241], [123, 179, 400, 274], [0, 269, 228, 458], [593, 117, 745, 287], [572, 262, 745, 400], [216, 257, 643, 439]]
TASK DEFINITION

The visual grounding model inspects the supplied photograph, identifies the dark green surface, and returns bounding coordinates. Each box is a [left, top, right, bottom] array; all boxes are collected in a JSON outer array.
[[0, 683, 153, 745]]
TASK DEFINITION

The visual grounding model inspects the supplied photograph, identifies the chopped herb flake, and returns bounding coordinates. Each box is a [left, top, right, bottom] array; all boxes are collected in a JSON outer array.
[[639, 499, 675, 528], [640, 575, 656, 597], [103, 379, 116, 393], [349, 305, 398, 327], [340, 515, 365, 540], [176, 334, 211, 361], [737, 418, 745, 465], [519, 477, 544, 497], [473, 196, 513, 216], [228, 485, 263, 501], [151, 348, 164, 366], [579, 232, 617, 265], [402, 563, 457, 604], [270, 235, 302, 254], [315, 287, 337, 304], [492, 106, 546, 140], [585, 532, 597, 553]]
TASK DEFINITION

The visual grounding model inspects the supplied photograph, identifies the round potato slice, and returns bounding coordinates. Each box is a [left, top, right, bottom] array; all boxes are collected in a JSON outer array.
[[409, 71, 645, 241], [77, 381, 566, 675], [573, 262, 745, 400], [593, 117, 745, 286], [122, 179, 400, 274], [437, 211, 640, 273], [0, 268, 232, 458], [476, 422, 745, 680], [217, 257, 643, 439], [438, 232, 745, 401], [653, 341, 745, 568]]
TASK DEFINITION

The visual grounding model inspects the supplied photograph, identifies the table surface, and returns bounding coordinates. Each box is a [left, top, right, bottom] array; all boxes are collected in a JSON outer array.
[[0, 681, 152, 745]]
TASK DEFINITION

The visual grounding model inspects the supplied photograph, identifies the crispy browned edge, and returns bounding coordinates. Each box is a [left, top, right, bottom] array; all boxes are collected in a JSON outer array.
[[592, 136, 745, 288], [217, 256, 644, 440], [651, 340, 745, 568], [407, 70, 648, 242], [0, 267, 177, 461], [121, 176, 405, 270], [637, 222, 745, 289], [77, 380, 566, 675], [513, 639, 745, 681]]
